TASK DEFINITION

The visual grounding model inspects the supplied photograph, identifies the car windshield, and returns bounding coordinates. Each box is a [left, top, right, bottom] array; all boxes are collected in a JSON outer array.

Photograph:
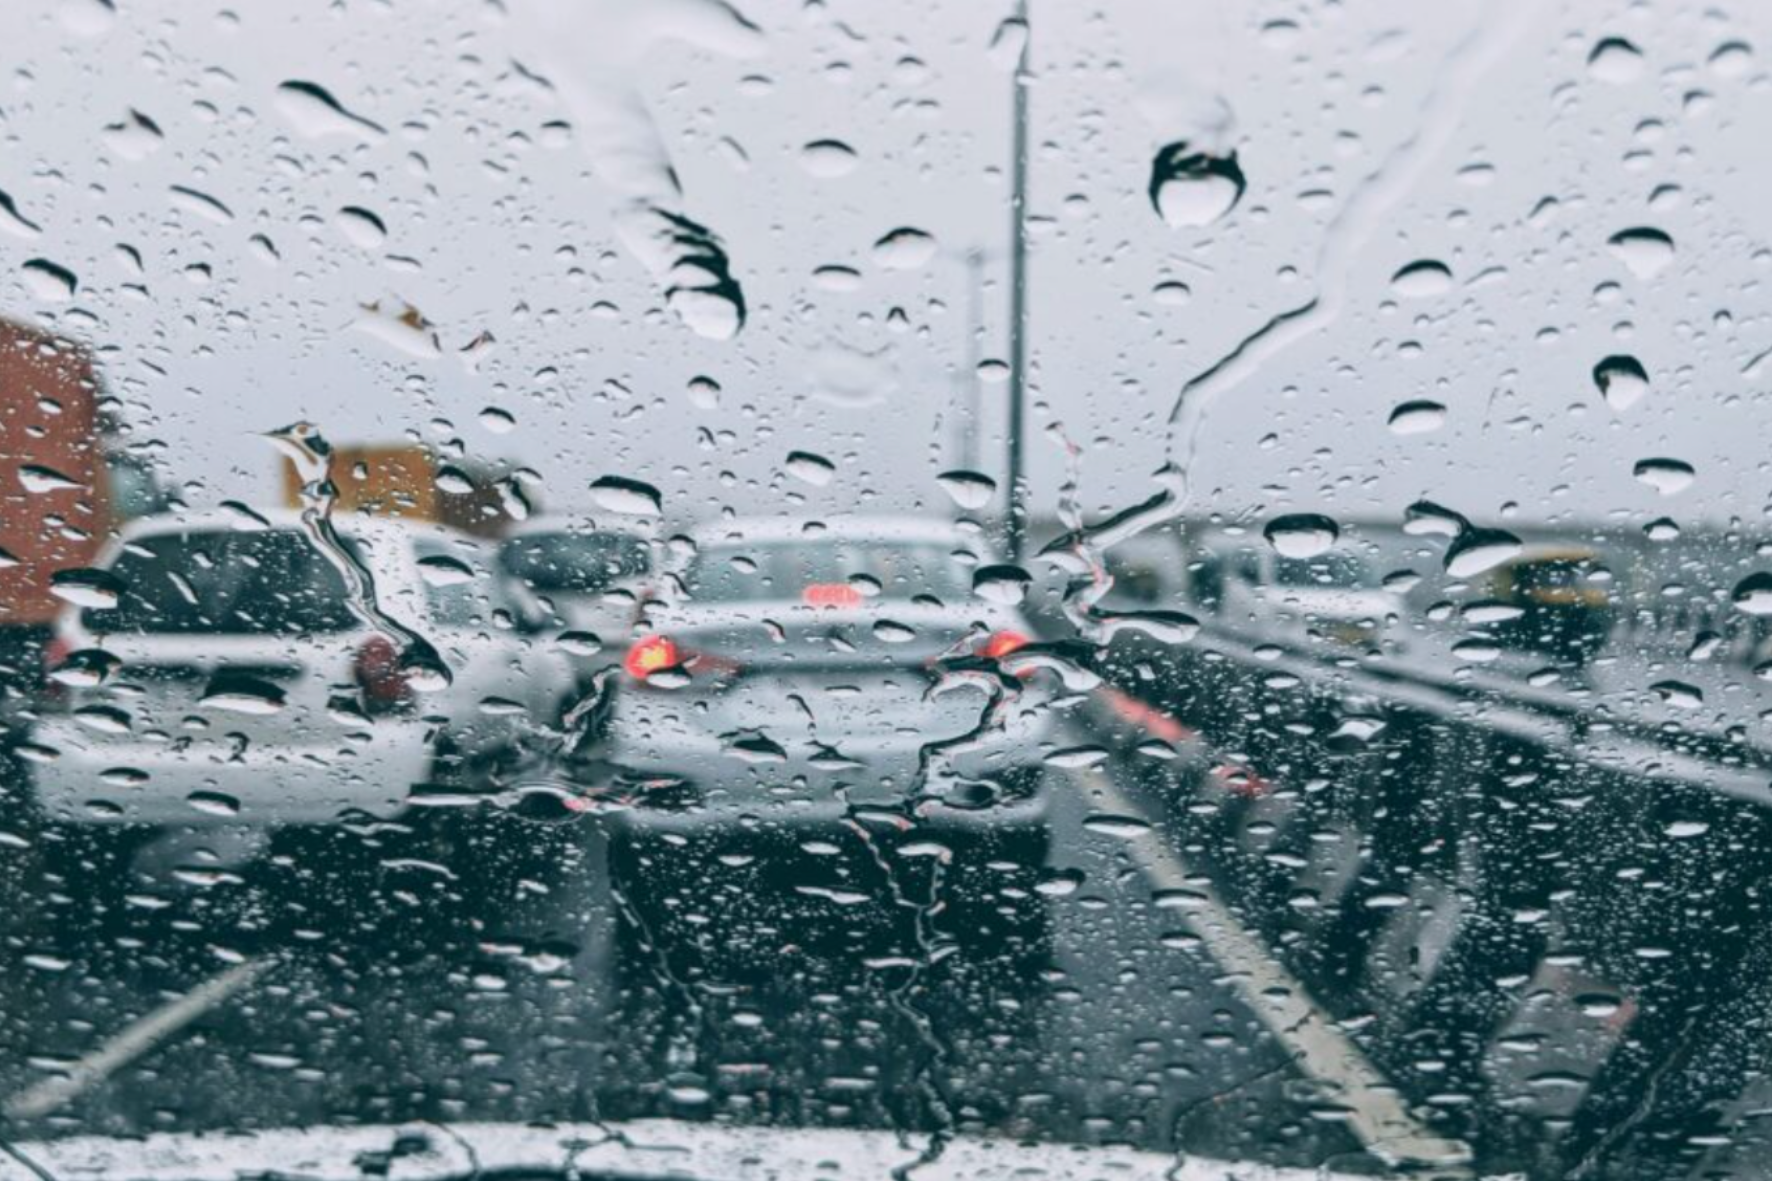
[[5, 2, 1771, 1179], [684, 538, 973, 604]]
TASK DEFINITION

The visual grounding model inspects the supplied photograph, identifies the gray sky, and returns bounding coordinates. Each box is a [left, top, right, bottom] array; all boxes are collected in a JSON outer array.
[[3, 0, 1769, 540]]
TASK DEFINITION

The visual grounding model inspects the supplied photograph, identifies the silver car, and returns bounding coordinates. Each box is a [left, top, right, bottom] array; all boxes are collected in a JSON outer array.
[[599, 517, 1063, 987], [26, 511, 573, 860]]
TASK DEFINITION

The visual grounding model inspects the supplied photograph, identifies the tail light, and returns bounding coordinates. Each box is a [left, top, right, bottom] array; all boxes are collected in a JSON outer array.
[[354, 635, 412, 715], [624, 634, 681, 680], [980, 630, 1030, 660], [803, 583, 863, 608]]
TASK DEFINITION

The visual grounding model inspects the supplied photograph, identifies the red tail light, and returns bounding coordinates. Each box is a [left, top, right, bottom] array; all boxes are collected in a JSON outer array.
[[624, 634, 681, 679], [354, 635, 412, 714], [803, 583, 863, 608], [981, 630, 1030, 660]]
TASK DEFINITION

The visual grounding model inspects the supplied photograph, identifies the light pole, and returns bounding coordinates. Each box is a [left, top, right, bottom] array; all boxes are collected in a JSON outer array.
[[1005, 0, 1031, 564]]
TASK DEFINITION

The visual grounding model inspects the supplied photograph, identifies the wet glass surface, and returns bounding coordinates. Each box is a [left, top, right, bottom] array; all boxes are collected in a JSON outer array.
[[2, 2, 1772, 1179]]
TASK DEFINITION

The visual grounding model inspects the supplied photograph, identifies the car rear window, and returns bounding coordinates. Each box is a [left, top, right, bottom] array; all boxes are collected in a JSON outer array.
[[686, 540, 972, 604], [82, 529, 356, 636], [502, 531, 649, 594]]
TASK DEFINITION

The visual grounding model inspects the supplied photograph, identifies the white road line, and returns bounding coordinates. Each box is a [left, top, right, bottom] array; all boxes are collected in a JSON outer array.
[[3, 958, 270, 1121], [1074, 765, 1473, 1170]]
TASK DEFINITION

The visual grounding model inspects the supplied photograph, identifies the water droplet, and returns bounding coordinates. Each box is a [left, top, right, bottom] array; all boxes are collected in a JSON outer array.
[[988, 16, 1028, 70], [972, 564, 1031, 605], [799, 139, 859, 178], [18, 464, 83, 494], [1445, 528, 1522, 579], [785, 451, 836, 486], [49, 568, 122, 608], [21, 259, 76, 302], [1607, 227, 1675, 279], [478, 406, 515, 434], [687, 375, 722, 410], [1390, 259, 1454, 298], [1149, 143, 1245, 228], [872, 227, 938, 270], [187, 791, 242, 818], [1666, 819, 1711, 838], [199, 673, 287, 715], [976, 359, 1010, 384], [724, 732, 787, 762], [334, 206, 387, 250], [1082, 812, 1151, 838], [558, 631, 602, 657], [1263, 513, 1338, 558], [1650, 680, 1703, 709], [1588, 36, 1646, 84], [1633, 457, 1694, 496], [936, 469, 996, 509], [1709, 40, 1753, 78], [434, 466, 475, 496], [590, 475, 662, 515], [1152, 280, 1191, 306], [811, 264, 862, 292], [417, 555, 475, 587], [1452, 637, 1503, 663], [1733, 573, 1772, 616], [1593, 355, 1649, 411], [274, 80, 387, 141], [873, 619, 916, 643], [169, 185, 233, 224], [47, 647, 121, 688], [1644, 517, 1680, 542], [101, 109, 163, 161], [1388, 399, 1447, 434]]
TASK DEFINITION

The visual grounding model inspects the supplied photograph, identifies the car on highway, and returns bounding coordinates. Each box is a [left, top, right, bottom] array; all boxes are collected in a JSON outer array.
[[498, 521, 652, 648], [1190, 533, 1404, 655], [24, 510, 574, 890], [597, 517, 1063, 991]]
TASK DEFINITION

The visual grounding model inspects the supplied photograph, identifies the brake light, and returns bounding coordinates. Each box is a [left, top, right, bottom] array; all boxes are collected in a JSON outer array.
[[624, 634, 680, 679], [354, 635, 412, 714], [803, 583, 863, 608], [981, 630, 1030, 660]]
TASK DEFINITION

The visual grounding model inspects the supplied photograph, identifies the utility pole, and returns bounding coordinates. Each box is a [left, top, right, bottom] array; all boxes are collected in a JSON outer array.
[[958, 248, 985, 477], [1005, 0, 1031, 564]]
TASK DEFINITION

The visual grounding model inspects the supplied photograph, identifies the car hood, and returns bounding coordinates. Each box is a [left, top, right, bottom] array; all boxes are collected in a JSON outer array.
[[0, 1119, 1415, 1180]]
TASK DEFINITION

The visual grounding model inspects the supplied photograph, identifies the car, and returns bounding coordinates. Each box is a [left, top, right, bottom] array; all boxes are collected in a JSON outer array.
[[23, 510, 574, 900], [597, 516, 1063, 992], [1191, 533, 1404, 656], [497, 521, 653, 651]]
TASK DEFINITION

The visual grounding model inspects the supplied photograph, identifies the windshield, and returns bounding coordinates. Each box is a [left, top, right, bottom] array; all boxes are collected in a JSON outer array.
[[3, 2, 1768, 1179]]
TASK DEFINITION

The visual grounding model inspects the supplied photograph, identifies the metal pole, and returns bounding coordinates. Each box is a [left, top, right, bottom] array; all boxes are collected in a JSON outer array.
[[960, 249, 985, 476], [1005, 0, 1031, 564]]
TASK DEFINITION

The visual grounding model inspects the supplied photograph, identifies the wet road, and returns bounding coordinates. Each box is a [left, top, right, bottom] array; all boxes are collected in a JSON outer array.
[[0, 713, 1442, 1176]]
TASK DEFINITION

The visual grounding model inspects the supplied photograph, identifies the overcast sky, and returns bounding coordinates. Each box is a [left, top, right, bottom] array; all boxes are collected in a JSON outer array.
[[3, 0, 1770, 542]]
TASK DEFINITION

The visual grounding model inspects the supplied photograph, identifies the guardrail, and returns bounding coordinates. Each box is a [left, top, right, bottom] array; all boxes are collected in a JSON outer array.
[[1073, 617, 1772, 1179]]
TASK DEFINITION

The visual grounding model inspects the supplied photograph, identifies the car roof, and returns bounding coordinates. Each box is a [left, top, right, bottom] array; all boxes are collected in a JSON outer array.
[[500, 519, 650, 543], [694, 515, 987, 550], [112, 508, 477, 548]]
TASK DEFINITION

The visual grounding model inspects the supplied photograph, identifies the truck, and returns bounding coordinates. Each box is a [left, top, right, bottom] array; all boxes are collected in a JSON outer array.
[[0, 319, 113, 721]]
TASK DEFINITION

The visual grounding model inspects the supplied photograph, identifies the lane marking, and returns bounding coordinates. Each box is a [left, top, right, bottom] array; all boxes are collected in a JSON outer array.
[[1072, 763, 1473, 1170], [3, 957, 270, 1121]]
